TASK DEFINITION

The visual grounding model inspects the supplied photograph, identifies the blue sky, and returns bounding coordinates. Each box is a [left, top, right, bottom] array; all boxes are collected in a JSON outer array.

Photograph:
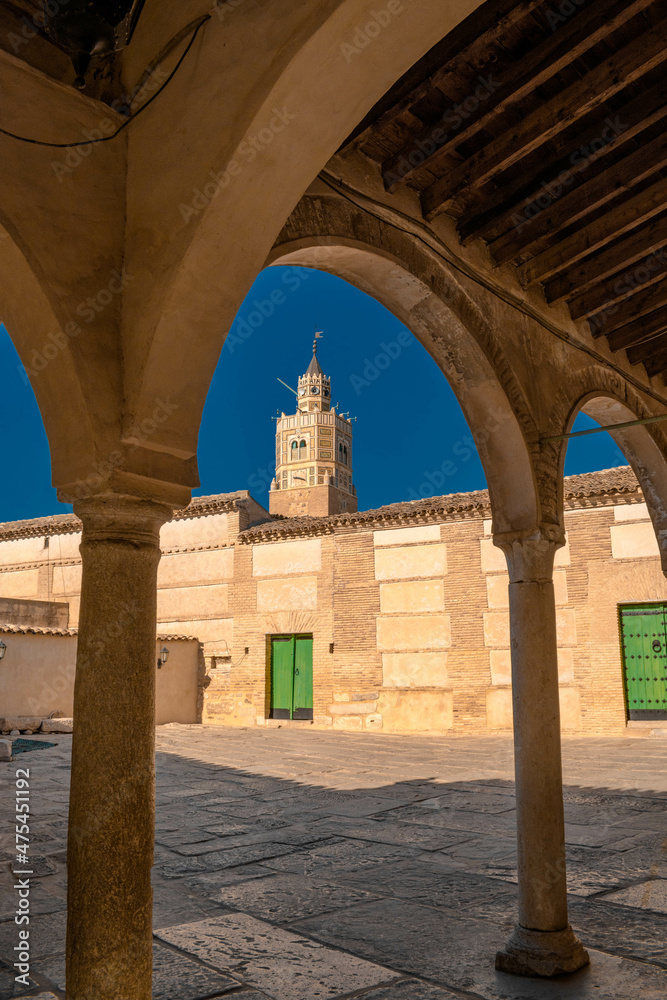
[[1, 266, 626, 522]]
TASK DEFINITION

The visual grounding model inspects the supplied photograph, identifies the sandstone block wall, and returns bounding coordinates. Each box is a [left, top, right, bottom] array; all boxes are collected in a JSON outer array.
[[0, 482, 662, 737]]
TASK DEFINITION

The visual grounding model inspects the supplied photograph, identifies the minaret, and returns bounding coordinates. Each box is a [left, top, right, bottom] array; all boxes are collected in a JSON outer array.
[[269, 337, 358, 518]]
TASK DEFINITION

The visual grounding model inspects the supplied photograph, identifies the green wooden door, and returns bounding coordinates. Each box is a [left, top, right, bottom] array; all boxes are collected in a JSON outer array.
[[292, 635, 314, 720], [619, 603, 667, 720], [270, 636, 295, 720], [269, 634, 313, 720]]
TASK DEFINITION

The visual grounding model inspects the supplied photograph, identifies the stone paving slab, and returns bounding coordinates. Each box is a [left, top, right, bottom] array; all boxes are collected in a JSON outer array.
[[339, 862, 517, 919], [385, 806, 519, 837], [184, 865, 277, 894], [261, 838, 419, 877], [307, 815, 475, 851], [417, 790, 518, 813], [356, 983, 460, 999], [2, 727, 667, 999], [0, 912, 64, 965], [0, 958, 38, 998], [33, 944, 242, 999], [292, 899, 667, 999], [155, 840, 298, 878], [600, 877, 667, 912], [568, 898, 667, 966], [151, 876, 230, 930], [156, 912, 398, 1000], [212, 872, 383, 923]]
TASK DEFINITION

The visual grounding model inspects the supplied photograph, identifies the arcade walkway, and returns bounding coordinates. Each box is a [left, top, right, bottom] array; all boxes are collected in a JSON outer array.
[[1, 727, 665, 999]]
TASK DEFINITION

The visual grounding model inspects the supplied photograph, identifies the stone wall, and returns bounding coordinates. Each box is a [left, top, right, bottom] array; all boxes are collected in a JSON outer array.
[[0, 473, 662, 736], [211, 484, 663, 736], [269, 483, 357, 517], [0, 597, 69, 628], [0, 630, 202, 724]]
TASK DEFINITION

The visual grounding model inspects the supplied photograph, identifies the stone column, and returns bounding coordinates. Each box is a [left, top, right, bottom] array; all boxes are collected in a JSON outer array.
[[494, 531, 589, 977], [66, 494, 173, 1000]]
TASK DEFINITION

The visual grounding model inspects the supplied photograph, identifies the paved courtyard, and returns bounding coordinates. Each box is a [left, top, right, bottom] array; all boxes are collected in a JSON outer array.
[[0, 726, 666, 1000]]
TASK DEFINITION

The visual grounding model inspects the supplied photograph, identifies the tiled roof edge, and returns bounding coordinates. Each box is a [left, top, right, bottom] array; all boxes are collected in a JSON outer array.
[[238, 466, 643, 542], [0, 491, 259, 541], [0, 467, 642, 544], [0, 623, 198, 640]]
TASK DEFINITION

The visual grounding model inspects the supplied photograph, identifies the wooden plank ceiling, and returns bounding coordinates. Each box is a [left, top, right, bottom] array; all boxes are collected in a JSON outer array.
[[340, 0, 667, 381]]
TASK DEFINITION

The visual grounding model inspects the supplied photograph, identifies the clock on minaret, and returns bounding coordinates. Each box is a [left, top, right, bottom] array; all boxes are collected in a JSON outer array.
[[269, 336, 358, 518]]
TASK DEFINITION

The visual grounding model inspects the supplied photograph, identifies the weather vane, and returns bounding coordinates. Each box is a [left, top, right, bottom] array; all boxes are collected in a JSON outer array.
[[313, 330, 324, 354]]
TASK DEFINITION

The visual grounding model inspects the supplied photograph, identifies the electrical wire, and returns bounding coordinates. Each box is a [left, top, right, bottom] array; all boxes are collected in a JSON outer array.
[[318, 170, 667, 410], [0, 15, 210, 148]]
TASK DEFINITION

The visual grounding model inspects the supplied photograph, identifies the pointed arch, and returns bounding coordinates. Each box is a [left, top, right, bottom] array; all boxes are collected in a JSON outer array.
[[124, 0, 485, 463], [0, 223, 96, 487], [266, 200, 542, 536], [545, 362, 667, 568]]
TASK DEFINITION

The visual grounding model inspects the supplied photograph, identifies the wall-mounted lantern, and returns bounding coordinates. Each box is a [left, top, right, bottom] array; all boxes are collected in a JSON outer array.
[[0, 640, 7, 661], [157, 646, 169, 669]]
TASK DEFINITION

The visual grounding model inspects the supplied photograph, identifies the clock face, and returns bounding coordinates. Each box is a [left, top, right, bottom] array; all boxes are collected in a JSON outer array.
[[298, 387, 307, 396], [310, 386, 320, 395]]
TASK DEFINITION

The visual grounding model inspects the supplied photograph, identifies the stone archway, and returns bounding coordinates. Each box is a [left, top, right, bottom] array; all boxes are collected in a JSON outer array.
[[0, 223, 96, 487], [266, 199, 543, 537], [552, 370, 667, 569], [124, 0, 485, 465]]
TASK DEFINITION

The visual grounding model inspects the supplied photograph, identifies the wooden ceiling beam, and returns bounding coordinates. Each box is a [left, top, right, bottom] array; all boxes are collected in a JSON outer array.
[[544, 214, 667, 304], [644, 353, 667, 378], [606, 306, 667, 352], [485, 122, 667, 266], [569, 257, 667, 320], [588, 276, 667, 338], [458, 78, 667, 245], [421, 22, 667, 220], [627, 335, 667, 373], [381, 0, 655, 191], [517, 175, 667, 286], [341, 0, 545, 156]]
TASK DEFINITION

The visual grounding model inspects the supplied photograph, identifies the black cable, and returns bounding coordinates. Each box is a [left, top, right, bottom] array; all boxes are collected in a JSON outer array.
[[0, 15, 210, 148]]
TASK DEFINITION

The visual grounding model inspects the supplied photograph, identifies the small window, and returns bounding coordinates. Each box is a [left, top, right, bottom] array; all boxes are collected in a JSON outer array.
[[299, 439, 307, 458]]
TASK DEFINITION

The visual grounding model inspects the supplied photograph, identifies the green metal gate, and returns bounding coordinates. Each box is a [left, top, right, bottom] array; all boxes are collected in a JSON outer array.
[[269, 634, 313, 720], [619, 603, 667, 720]]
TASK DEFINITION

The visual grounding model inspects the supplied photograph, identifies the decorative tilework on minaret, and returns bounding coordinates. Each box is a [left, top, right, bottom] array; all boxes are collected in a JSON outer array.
[[269, 336, 358, 518]]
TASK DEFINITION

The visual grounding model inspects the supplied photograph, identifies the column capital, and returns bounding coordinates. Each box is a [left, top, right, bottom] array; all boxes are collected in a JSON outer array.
[[492, 526, 565, 584], [57, 461, 194, 510], [73, 493, 173, 546]]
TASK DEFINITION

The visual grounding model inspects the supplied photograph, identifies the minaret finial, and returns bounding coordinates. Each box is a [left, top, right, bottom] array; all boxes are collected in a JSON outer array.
[[313, 331, 323, 355]]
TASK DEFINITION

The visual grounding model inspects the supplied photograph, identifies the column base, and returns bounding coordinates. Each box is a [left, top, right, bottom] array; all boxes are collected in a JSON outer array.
[[495, 924, 590, 978]]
